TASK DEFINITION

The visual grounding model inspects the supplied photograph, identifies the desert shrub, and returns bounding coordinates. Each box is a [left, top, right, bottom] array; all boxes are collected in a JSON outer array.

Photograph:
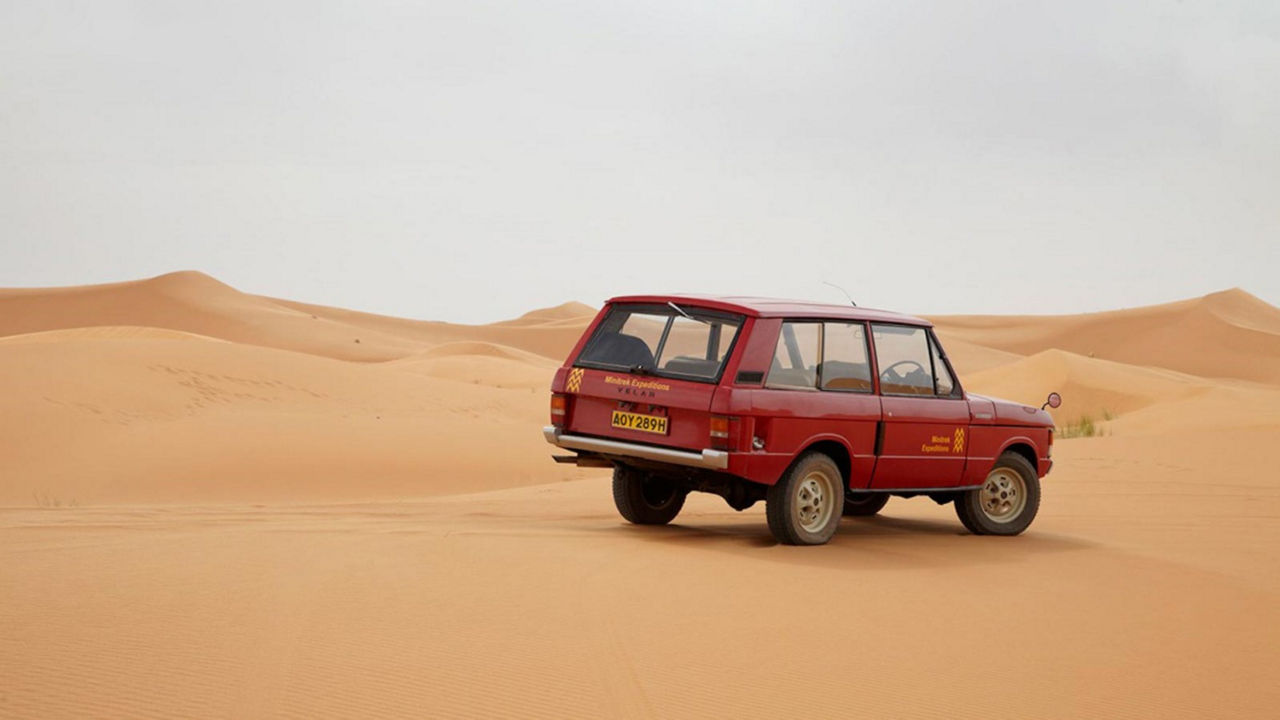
[[1060, 415, 1098, 439]]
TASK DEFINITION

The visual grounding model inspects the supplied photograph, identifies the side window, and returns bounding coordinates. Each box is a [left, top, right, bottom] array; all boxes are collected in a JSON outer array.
[[930, 335, 957, 396], [820, 322, 872, 392], [871, 324, 934, 396], [766, 322, 820, 390]]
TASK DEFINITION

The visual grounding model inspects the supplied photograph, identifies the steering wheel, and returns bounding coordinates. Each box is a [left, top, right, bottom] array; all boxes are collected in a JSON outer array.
[[880, 360, 927, 383]]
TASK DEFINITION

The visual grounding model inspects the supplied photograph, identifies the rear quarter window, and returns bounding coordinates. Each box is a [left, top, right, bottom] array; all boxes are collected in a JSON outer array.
[[766, 322, 820, 390]]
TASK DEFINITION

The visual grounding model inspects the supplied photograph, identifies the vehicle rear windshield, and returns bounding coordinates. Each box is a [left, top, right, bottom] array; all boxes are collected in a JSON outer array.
[[575, 303, 745, 382]]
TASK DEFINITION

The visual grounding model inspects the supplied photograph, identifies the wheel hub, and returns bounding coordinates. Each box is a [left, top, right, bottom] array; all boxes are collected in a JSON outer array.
[[795, 473, 834, 533], [980, 468, 1027, 523]]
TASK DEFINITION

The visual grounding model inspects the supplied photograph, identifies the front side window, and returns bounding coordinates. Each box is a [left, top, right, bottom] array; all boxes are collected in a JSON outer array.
[[766, 322, 820, 390], [575, 303, 743, 382], [871, 324, 934, 396]]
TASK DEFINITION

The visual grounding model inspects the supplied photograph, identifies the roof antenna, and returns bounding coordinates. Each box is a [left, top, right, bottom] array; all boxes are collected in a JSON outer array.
[[822, 280, 857, 307]]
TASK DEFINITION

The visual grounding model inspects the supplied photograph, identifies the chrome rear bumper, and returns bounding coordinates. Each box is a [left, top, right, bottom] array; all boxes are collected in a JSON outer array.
[[542, 426, 729, 470]]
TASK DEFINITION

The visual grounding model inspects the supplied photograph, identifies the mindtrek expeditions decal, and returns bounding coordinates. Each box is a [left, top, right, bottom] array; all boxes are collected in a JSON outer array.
[[605, 375, 671, 398], [923, 427, 966, 454]]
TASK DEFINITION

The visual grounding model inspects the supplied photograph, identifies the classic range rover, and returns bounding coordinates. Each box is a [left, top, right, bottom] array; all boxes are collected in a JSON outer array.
[[543, 295, 1058, 545]]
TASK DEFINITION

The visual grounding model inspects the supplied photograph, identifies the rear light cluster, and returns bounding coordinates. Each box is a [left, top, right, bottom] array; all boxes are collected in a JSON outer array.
[[550, 393, 568, 427], [710, 415, 732, 451], [1047, 428, 1054, 458]]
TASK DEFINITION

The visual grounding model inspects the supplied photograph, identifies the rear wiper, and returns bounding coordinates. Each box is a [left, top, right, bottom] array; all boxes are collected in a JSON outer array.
[[668, 301, 712, 325]]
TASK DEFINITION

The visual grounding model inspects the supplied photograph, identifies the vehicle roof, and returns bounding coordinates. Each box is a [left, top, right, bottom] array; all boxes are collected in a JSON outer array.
[[606, 294, 932, 326]]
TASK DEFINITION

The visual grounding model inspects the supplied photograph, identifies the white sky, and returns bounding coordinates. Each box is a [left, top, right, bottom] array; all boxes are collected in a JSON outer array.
[[2, 1, 1277, 323]]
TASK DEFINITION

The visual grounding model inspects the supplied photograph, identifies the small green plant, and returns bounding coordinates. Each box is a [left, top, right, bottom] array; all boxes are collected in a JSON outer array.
[[1057, 408, 1116, 439], [1060, 415, 1099, 439]]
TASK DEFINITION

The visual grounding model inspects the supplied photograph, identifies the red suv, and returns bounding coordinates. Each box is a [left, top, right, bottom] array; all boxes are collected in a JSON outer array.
[[544, 295, 1057, 545]]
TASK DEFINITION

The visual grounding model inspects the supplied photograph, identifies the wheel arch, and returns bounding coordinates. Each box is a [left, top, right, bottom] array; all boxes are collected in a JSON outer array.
[[998, 438, 1038, 474], [794, 435, 854, 490]]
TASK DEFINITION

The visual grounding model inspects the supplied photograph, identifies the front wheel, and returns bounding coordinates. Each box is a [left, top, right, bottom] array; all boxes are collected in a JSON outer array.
[[767, 453, 843, 545], [612, 465, 686, 525], [954, 453, 1041, 535]]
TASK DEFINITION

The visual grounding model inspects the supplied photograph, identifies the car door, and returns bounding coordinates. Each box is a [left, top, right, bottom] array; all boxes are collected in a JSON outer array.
[[869, 324, 968, 490]]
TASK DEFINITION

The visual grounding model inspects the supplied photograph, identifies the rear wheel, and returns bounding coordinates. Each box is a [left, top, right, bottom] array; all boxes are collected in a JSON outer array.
[[843, 491, 889, 517], [767, 453, 843, 545], [612, 465, 686, 525], [954, 452, 1040, 535]]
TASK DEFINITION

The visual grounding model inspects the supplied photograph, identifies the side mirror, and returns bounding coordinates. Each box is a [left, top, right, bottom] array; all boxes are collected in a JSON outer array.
[[1041, 392, 1062, 410]]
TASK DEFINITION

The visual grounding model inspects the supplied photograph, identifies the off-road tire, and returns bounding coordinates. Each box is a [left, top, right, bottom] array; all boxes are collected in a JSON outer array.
[[955, 452, 1041, 536], [766, 453, 843, 545], [612, 465, 686, 525], [843, 492, 890, 517]]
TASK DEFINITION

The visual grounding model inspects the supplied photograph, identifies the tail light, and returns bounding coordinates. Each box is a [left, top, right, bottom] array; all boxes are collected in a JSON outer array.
[[710, 415, 732, 451], [1047, 429, 1054, 457], [550, 393, 568, 427]]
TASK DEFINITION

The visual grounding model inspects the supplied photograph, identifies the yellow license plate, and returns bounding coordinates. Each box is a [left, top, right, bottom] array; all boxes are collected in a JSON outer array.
[[611, 410, 669, 435]]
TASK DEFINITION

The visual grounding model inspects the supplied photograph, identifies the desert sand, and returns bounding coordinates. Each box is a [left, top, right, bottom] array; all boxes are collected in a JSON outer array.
[[2, 272, 1278, 718]]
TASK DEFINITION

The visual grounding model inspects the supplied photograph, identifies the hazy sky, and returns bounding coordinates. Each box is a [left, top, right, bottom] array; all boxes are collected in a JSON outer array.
[[2, 1, 1277, 323]]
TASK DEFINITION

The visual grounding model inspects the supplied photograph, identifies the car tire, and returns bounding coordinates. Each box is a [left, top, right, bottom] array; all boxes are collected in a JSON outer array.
[[612, 465, 686, 525], [843, 491, 889, 517], [766, 453, 843, 545], [954, 452, 1041, 536]]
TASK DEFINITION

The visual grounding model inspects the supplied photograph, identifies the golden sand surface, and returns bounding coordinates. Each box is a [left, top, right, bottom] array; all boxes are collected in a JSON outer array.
[[2, 272, 1277, 718]]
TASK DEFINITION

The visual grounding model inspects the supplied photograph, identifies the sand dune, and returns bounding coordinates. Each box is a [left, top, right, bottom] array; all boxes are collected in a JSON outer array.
[[405, 339, 563, 364], [964, 348, 1212, 421], [0, 271, 595, 364], [386, 342, 560, 391], [0, 271, 422, 361], [932, 288, 1280, 385], [389, 355, 559, 391], [933, 334, 1025, 375], [267, 294, 594, 360], [0, 334, 573, 506], [492, 300, 599, 326], [2, 273, 1279, 718], [964, 347, 1280, 433], [0, 325, 226, 345]]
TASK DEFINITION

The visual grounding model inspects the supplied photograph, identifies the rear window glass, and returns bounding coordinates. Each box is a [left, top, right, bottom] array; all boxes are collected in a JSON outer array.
[[576, 303, 744, 382]]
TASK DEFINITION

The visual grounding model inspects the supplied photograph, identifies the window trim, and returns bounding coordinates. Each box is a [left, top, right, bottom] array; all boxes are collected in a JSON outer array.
[[928, 329, 964, 399]]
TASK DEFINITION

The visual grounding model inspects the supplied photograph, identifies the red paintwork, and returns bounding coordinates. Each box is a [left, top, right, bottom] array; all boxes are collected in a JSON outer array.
[[551, 296, 1055, 491]]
